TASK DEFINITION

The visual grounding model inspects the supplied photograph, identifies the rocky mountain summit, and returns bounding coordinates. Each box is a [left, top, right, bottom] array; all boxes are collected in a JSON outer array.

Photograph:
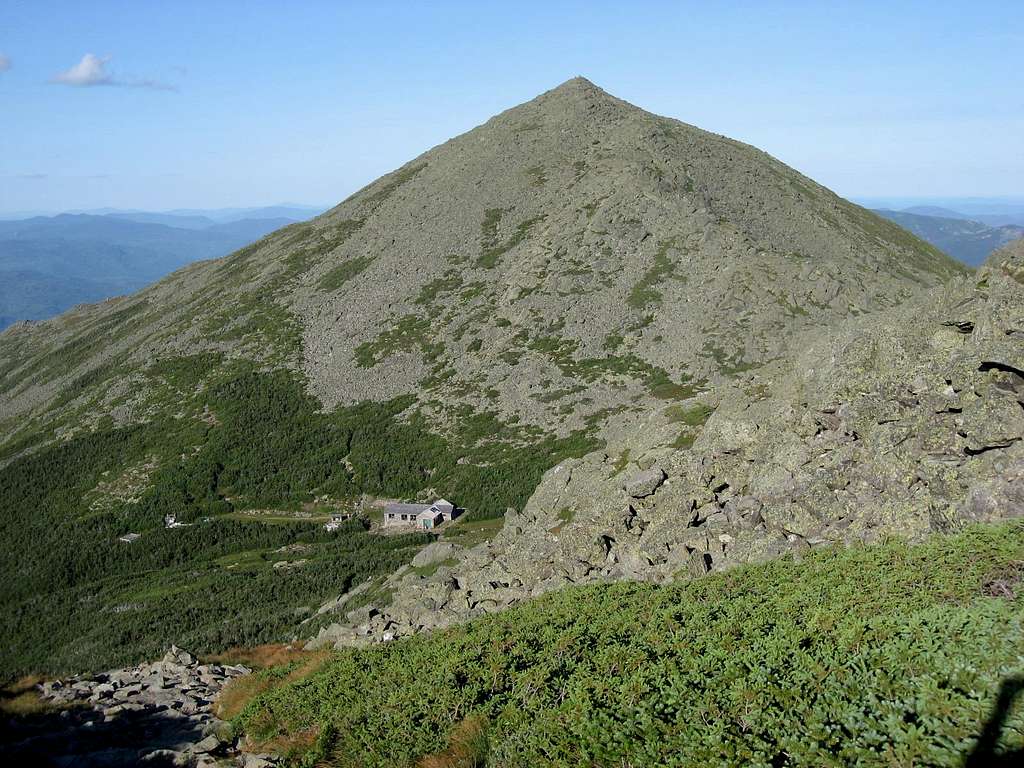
[[310, 238, 1024, 648]]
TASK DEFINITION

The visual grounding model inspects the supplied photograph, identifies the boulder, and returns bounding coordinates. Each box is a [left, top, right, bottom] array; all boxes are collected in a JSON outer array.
[[191, 734, 221, 754], [162, 645, 195, 666], [624, 468, 666, 498], [411, 541, 457, 568], [242, 755, 279, 768]]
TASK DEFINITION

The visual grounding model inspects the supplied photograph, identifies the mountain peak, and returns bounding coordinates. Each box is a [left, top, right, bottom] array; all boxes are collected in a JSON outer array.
[[550, 75, 604, 94], [536, 76, 620, 108]]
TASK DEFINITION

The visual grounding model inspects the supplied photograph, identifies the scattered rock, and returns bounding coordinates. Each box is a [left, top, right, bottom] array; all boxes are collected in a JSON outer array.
[[16, 646, 252, 766], [242, 754, 279, 768]]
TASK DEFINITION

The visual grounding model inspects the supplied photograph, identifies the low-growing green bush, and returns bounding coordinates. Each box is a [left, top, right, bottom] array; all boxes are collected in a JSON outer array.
[[319, 256, 374, 292], [239, 524, 1024, 767]]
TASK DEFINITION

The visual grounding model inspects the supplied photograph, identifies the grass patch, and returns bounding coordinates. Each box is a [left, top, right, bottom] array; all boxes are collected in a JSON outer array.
[[411, 558, 459, 579], [418, 716, 490, 768], [415, 274, 463, 305], [610, 449, 631, 475], [627, 238, 683, 309], [215, 649, 331, 721], [647, 369, 701, 400], [602, 332, 625, 351], [522, 345, 702, 401], [0, 676, 56, 717], [206, 644, 312, 671], [361, 163, 426, 207], [201, 289, 303, 362], [355, 315, 433, 368], [703, 341, 759, 376], [442, 517, 504, 548], [665, 402, 713, 426], [525, 166, 547, 187], [667, 401, 713, 449], [337, 576, 396, 617]]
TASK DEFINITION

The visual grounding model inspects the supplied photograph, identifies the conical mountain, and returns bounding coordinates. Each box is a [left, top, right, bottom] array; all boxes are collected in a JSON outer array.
[[1, 77, 962, 443], [0, 78, 978, 675]]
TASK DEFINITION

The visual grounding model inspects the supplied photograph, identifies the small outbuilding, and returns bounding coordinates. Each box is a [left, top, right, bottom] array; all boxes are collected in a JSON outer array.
[[118, 532, 141, 544], [324, 513, 353, 532]]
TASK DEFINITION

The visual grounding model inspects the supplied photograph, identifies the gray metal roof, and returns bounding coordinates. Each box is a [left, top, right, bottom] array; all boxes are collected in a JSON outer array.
[[385, 503, 432, 515]]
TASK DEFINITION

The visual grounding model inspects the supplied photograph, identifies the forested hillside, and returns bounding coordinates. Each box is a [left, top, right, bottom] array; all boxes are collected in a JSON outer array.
[[0, 355, 596, 676]]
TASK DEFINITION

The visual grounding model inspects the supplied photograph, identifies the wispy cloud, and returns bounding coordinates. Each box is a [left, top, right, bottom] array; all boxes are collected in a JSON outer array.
[[7, 173, 115, 181], [125, 77, 178, 92], [0, 54, 11, 73], [50, 53, 177, 91]]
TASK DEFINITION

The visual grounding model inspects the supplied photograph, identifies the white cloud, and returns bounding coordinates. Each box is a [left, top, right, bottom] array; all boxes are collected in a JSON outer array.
[[0, 54, 11, 73], [50, 53, 177, 91], [52, 53, 113, 86]]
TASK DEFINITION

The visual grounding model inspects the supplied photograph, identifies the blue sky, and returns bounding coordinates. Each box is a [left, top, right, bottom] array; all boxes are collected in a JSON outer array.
[[1, 0, 1021, 213]]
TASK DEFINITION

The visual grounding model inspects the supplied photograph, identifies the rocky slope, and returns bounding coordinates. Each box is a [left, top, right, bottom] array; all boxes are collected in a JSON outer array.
[[310, 238, 1024, 648]]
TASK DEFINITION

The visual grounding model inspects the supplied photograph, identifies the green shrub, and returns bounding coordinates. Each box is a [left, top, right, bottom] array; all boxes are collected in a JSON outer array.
[[354, 314, 438, 368], [627, 238, 684, 309], [415, 274, 463, 305], [240, 524, 1024, 767], [665, 402, 713, 426]]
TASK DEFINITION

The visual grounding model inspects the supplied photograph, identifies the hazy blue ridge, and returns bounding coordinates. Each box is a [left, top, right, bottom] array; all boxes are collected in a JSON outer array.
[[0, 208, 322, 330]]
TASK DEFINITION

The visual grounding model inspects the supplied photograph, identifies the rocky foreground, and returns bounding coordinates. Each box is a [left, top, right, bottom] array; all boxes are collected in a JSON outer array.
[[4, 647, 275, 767]]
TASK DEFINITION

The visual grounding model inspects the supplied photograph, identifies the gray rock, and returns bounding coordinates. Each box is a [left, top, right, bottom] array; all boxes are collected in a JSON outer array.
[[191, 734, 221, 754], [624, 468, 666, 498], [411, 541, 457, 568], [162, 645, 196, 666]]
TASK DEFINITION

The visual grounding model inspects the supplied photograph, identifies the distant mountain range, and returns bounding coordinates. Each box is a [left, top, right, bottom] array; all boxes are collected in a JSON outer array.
[[0, 206, 324, 329], [855, 197, 1024, 227], [871, 207, 1024, 267]]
